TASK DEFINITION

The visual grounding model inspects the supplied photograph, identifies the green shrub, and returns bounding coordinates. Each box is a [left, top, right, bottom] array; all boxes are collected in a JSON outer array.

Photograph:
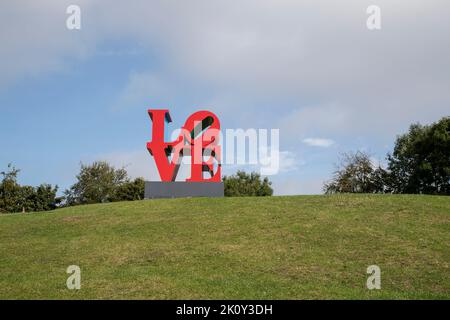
[[113, 178, 145, 201], [223, 171, 273, 197]]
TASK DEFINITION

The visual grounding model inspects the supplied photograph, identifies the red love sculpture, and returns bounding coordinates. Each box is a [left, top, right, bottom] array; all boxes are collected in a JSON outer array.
[[147, 109, 221, 182]]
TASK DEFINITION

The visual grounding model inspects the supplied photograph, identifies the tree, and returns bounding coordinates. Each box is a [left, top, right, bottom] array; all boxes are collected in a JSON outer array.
[[387, 117, 450, 194], [64, 161, 129, 205], [323, 151, 386, 194], [223, 171, 273, 197], [30, 184, 60, 211], [64, 161, 146, 205], [0, 164, 22, 213], [0, 164, 60, 213]]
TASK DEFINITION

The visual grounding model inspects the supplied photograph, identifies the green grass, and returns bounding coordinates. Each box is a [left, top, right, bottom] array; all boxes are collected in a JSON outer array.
[[0, 194, 449, 299]]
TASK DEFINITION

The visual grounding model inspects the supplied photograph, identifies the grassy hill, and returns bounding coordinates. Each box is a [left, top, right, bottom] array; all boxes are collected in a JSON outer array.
[[0, 194, 449, 299]]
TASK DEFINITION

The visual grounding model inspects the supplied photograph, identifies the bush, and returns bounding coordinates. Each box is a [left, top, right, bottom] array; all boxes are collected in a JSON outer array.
[[223, 171, 273, 197], [113, 178, 145, 201]]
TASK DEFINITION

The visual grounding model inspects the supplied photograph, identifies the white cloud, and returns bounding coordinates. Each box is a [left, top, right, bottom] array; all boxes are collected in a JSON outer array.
[[114, 72, 168, 110], [278, 151, 299, 172], [95, 149, 157, 181], [2, 1, 450, 135], [0, 0, 94, 90], [302, 138, 335, 148]]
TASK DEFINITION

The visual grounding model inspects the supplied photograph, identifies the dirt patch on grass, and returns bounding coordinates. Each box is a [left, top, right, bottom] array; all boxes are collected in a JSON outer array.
[[61, 216, 84, 223]]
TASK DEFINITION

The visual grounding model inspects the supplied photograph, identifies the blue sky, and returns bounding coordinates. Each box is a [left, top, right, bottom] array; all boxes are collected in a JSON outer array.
[[1, 0, 449, 195]]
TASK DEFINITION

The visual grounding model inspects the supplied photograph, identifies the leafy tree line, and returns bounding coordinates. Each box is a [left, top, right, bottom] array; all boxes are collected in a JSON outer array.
[[324, 117, 450, 195], [2, 116, 446, 213], [0, 162, 145, 213], [0, 164, 60, 213], [0, 160, 272, 213]]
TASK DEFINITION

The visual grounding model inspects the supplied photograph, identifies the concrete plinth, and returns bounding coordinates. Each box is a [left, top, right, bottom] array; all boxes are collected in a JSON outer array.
[[144, 181, 224, 199]]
